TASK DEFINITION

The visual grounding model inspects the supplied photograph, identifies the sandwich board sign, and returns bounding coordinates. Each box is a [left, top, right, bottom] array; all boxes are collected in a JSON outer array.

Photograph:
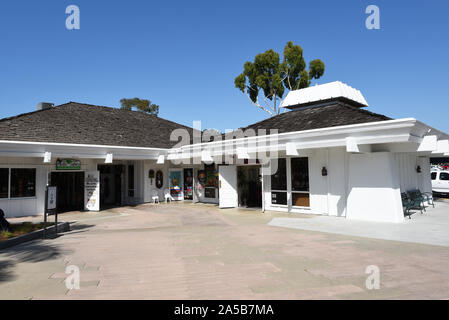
[[85, 171, 100, 211]]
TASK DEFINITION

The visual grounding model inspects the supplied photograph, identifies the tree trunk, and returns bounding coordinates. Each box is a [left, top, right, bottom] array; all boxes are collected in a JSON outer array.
[[274, 93, 277, 116]]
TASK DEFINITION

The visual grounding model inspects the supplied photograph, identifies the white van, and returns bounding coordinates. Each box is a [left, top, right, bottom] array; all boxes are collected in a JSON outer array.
[[431, 171, 449, 194]]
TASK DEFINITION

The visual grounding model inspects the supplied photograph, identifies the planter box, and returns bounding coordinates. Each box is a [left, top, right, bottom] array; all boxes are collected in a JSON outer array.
[[0, 222, 70, 251]]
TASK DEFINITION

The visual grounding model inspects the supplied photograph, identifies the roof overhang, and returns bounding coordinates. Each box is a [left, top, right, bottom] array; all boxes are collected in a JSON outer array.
[[1, 118, 448, 162], [0, 140, 167, 161], [167, 118, 449, 159]]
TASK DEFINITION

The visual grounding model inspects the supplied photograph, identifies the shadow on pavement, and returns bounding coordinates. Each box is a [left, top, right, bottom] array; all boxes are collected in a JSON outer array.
[[0, 260, 15, 282], [0, 223, 94, 283]]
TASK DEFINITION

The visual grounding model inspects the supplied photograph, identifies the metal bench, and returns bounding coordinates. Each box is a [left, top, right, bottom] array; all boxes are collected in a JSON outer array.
[[407, 190, 427, 214], [401, 193, 415, 219]]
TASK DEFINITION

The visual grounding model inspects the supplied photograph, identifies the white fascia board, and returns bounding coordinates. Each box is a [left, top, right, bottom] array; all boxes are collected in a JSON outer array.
[[175, 118, 418, 154], [111, 154, 160, 160], [413, 120, 449, 140], [0, 140, 167, 151], [0, 141, 164, 160]]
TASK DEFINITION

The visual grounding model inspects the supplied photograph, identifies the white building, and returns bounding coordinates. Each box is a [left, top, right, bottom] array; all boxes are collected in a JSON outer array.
[[0, 82, 448, 223]]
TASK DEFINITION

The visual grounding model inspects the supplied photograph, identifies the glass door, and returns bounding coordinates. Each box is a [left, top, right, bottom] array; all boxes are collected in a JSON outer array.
[[169, 169, 183, 201]]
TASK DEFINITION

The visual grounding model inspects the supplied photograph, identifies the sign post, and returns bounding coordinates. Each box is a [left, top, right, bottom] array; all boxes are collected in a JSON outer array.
[[43, 185, 57, 238]]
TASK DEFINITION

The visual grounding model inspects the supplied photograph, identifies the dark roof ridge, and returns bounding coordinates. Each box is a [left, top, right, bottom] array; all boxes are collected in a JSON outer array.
[[243, 103, 391, 130], [63, 101, 194, 130], [0, 101, 194, 130], [339, 103, 391, 121]]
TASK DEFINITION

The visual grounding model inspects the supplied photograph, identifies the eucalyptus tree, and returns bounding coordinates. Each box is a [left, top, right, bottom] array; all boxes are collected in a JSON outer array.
[[235, 41, 325, 116]]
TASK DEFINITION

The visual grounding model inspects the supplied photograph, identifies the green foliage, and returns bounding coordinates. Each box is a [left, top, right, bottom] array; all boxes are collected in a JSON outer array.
[[1, 231, 14, 239], [235, 41, 325, 116], [120, 98, 160, 116]]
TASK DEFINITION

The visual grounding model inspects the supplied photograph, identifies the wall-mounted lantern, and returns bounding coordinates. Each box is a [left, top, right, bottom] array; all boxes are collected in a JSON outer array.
[[416, 166, 422, 173], [322, 166, 328, 177]]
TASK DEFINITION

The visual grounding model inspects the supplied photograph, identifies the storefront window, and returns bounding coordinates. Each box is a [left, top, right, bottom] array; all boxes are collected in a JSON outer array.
[[0, 168, 8, 198], [271, 158, 287, 190], [10, 169, 36, 198], [291, 157, 310, 207], [271, 158, 287, 205], [291, 158, 309, 192]]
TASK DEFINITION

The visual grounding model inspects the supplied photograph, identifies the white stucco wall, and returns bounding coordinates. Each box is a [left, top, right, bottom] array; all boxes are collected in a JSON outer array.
[[346, 152, 404, 223], [395, 153, 419, 192], [144, 161, 169, 203], [327, 148, 348, 217], [394, 153, 432, 194]]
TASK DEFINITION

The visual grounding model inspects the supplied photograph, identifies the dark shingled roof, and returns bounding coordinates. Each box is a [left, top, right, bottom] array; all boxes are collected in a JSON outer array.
[[242, 103, 391, 134], [0, 102, 193, 148]]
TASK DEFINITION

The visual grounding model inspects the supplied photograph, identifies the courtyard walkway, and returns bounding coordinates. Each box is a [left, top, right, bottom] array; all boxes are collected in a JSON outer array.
[[1, 202, 449, 299]]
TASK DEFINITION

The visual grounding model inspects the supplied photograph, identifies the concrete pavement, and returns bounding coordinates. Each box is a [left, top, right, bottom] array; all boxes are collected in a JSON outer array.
[[1, 203, 449, 299], [269, 200, 449, 247]]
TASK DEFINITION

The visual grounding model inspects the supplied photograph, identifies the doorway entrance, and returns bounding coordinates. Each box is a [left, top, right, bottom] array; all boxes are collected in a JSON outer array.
[[98, 165, 124, 209], [183, 168, 193, 200], [50, 172, 85, 212], [237, 165, 262, 208]]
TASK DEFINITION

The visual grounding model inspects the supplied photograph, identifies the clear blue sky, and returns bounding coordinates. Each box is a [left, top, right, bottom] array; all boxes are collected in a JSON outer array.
[[0, 0, 448, 132]]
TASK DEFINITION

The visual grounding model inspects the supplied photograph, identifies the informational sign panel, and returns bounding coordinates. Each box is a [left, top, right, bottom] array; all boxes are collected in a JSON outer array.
[[44, 185, 58, 238], [85, 171, 100, 211], [47, 186, 57, 211]]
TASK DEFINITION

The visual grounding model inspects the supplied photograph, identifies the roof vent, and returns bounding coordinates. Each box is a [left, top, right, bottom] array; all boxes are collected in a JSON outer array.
[[37, 102, 54, 111], [281, 81, 368, 110]]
